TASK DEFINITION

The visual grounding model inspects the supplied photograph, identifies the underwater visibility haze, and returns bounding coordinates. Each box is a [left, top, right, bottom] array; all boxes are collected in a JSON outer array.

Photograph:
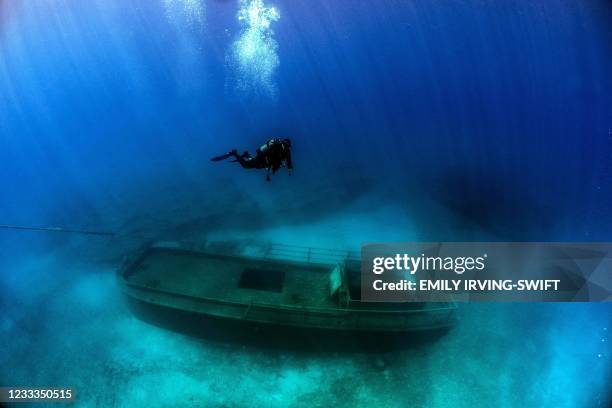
[[0, 0, 611, 407]]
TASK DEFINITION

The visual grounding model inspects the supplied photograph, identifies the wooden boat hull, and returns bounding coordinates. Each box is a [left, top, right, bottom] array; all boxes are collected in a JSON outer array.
[[118, 242, 457, 333]]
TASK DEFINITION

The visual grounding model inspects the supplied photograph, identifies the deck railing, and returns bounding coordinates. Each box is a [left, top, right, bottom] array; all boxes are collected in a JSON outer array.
[[152, 240, 361, 266], [261, 243, 360, 265]]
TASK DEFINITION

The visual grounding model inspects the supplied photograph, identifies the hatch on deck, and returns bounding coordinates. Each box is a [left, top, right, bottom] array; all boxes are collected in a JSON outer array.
[[239, 267, 285, 292]]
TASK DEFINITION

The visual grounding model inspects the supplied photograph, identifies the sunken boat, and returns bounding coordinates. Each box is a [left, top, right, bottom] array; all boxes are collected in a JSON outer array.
[[118, 241, 457, 333]]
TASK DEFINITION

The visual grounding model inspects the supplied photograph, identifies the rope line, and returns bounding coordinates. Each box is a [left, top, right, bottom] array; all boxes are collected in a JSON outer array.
[[0, 224, 115, 237]]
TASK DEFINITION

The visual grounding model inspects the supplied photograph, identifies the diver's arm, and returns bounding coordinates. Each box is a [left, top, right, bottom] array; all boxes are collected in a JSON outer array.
[[286, 150, 293, 170]]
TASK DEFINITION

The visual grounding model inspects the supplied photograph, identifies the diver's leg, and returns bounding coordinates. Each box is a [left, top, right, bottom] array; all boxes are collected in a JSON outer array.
[[233, 151, 256, 169]]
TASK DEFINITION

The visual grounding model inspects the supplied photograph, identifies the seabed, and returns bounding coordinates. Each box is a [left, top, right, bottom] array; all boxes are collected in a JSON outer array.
[[1, 203, 610, 407]]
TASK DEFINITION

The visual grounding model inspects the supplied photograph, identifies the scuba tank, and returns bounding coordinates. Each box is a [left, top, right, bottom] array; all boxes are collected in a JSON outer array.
[[258, 138, 280, 154]]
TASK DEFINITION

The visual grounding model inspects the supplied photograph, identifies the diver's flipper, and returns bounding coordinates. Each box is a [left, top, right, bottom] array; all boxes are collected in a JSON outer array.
[[210, 152, 235, 162]]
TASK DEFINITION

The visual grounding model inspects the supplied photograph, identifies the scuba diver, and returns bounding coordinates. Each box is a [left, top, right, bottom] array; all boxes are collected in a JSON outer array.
[[211, 138, 293, 181]]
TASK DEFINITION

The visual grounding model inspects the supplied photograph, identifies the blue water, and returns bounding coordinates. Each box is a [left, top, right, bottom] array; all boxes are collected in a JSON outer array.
[[0, 1, 610, 407]]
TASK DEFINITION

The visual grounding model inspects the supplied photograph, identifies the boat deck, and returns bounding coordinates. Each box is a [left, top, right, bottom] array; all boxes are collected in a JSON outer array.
[[125, 248, 339, 308]]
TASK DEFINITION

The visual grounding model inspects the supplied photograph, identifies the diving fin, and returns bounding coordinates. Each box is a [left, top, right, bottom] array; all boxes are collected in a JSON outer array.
[[210, 151, 235, 162]]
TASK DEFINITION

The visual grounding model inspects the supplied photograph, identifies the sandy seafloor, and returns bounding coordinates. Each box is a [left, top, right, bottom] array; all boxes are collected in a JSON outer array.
[[1, 185, 610, 408]]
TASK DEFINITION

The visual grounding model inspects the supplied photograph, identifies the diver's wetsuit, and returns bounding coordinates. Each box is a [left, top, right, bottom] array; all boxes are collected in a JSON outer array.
[[212, 138, 293, 181]]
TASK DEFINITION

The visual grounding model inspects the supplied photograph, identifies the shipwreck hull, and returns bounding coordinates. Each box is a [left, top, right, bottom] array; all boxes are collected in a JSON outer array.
[[118, 242, 457, 334]]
